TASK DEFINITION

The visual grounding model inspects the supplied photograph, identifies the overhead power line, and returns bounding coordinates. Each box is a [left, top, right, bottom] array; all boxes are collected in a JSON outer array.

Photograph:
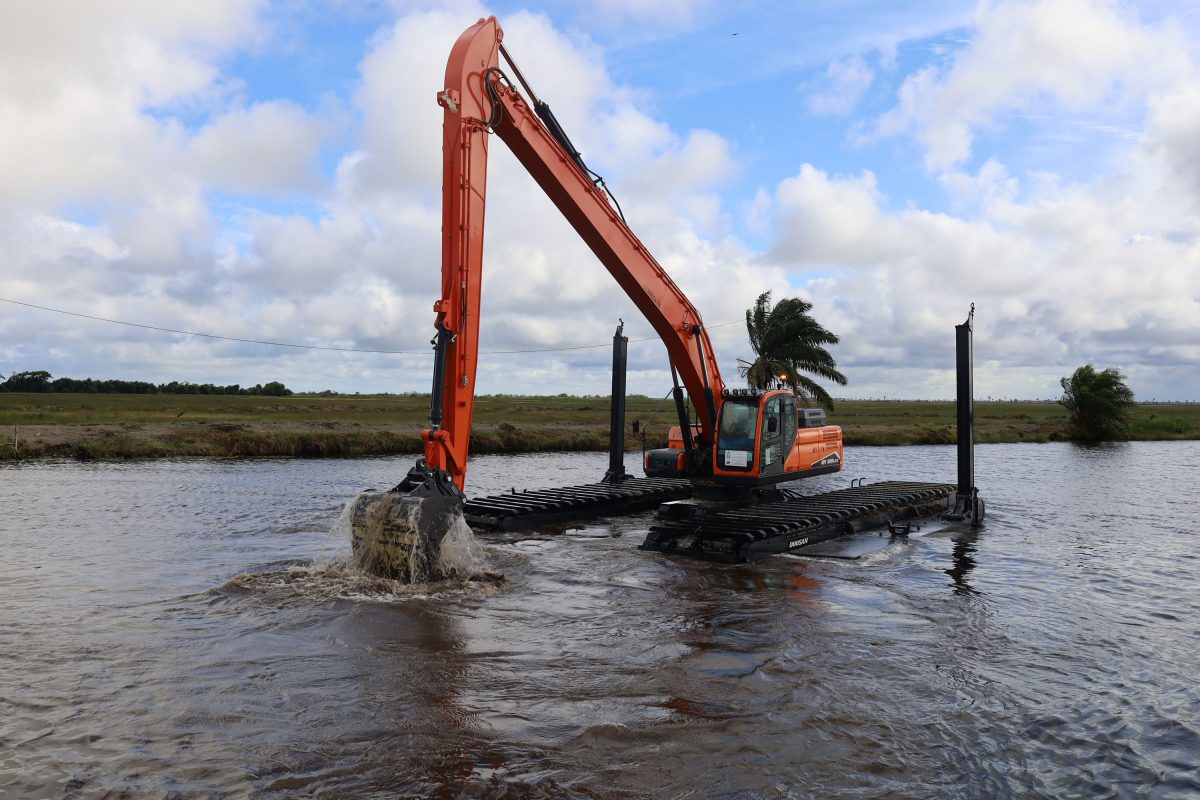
[[1, 297, 740, 356]]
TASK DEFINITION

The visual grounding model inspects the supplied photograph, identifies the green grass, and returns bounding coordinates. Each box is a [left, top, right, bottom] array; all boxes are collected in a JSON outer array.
[[0, 392, 672, 427], [0, 393, 1196, 461], [836, 400, 1200, 445], [837, 400, 1070, 445], [1129, 413, 1200, 440]]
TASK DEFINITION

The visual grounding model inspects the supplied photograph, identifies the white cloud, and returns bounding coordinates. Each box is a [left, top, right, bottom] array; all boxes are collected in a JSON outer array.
[[808, 55, 875, 116], [938, 158, 1019, 213], [3, 0, 1198, 404], [771, 165, 907, 265], [607, 127, 738, 214], [330, 5, 757, 380], [871, 0, 1194, 171], [187, 101, 330, 195], [0, 1, 265, 208], [0, 2, 776, 394], [763, 155, 1200, 399], [1139, 83, 1200, 206], [352, 4, 487, 194], [0, 1, 261, 102]]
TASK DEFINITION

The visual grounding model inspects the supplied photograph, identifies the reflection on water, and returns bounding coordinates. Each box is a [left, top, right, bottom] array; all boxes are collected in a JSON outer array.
[[2, 443, 1199, 798], [946, 529, 980, 595]]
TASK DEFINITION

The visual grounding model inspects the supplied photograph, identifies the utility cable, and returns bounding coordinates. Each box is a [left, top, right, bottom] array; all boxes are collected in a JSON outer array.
[[0, 296, 740, 356]]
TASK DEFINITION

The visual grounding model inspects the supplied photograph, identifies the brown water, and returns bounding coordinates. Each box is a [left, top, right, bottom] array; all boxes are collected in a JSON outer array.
[[2, 443, 1198, 798]]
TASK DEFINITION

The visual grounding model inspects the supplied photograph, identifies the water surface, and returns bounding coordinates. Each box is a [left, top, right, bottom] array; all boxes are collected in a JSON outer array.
[[2, 443, 1198, 797]]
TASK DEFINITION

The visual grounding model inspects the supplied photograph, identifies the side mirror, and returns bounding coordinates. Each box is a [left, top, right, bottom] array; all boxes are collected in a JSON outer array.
[[767, 416, 779, 434]]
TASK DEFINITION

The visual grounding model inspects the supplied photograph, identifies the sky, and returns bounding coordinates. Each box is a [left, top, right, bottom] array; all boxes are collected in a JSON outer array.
[[1, 0, 1197, 401]]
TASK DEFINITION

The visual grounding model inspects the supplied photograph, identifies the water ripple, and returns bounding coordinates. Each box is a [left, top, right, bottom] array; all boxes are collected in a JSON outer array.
[[2, 444, 1199, 797]]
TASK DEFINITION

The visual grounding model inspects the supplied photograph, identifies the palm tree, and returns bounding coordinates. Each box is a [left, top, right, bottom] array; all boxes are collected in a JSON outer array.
[[737, 291, 847, 411], [1058, 364, 1135, 441]]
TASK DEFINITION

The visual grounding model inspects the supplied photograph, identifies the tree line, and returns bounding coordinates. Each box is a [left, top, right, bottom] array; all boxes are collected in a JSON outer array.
[[0, 370, 292, 396]]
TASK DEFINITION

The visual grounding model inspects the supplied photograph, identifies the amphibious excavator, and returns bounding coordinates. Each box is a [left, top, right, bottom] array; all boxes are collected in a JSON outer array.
[[349, 16, 851, 577]]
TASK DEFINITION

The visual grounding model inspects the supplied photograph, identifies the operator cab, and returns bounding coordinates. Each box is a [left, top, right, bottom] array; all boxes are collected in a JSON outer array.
[[712, 389, 797, 483], [644, 388, 843, 486]]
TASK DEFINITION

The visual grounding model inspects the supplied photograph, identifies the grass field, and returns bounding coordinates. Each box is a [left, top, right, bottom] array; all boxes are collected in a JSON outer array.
[[1, 392, 1196, 460]]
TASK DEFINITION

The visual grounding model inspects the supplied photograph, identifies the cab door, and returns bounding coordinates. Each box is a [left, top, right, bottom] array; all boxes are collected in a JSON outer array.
[[757, 394, 784, 478], [781, 394, 797, 458]]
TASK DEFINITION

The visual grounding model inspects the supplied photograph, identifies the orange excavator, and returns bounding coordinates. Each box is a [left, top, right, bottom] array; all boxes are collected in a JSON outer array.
[[365, 17, 843, 567]]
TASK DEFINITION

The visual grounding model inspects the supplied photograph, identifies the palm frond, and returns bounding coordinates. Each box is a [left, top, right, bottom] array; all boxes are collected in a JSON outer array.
[[740, 292, 847, 403], [790, 375, 835, 411]]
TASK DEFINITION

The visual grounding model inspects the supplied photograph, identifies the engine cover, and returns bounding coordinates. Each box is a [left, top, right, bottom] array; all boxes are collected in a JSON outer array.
[[645, 447, 686, 478]]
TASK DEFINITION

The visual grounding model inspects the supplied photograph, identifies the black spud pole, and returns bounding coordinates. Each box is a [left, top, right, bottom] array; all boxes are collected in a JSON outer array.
[[603, 320, 629, 484], [956, 305, 974, 496], [948, 304, 984, 524]]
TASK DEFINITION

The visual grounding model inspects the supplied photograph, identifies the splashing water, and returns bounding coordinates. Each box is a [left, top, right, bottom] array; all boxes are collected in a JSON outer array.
[[435, 513, 491, 577], [346, 489, 490, 582], [222, 491, 502, 604], [348, 490, 427, 581], [221, 558, 507, 606], [317, 492, 359, 563]]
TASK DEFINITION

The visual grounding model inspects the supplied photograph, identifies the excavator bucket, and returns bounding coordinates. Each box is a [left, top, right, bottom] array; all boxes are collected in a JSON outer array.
[[349, 461, 465, 582]]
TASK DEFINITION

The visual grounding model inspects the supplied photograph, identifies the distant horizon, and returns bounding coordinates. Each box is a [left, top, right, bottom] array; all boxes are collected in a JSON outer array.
[[4, 367, 1196, 406]]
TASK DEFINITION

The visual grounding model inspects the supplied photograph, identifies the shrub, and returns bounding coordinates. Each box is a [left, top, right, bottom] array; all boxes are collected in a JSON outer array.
[[1058, 364, 1135, 441]]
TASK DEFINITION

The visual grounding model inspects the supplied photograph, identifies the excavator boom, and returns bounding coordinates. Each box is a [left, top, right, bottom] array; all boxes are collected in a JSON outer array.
[[350, 17, 842, 576], [425, 17, 724, 491]]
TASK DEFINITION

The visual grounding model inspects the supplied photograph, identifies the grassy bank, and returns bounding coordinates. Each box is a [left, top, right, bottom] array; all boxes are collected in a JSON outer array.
[[1, 393, 1197, 461]]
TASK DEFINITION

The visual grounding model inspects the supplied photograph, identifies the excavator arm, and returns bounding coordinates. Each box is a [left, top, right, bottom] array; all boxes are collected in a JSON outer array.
[[350, 17, 843, 577], [424, 16, 724, 491]]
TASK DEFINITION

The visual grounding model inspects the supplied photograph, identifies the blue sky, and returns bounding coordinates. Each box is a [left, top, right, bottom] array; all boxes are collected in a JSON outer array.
[[208, 1, 1159, 224], [211, 2, 979, 233], [1, 0, 1198, 401]]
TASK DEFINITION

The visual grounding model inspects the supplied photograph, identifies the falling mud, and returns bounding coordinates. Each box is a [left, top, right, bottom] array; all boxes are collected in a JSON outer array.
[[222, 492, 504, 605], [220, 560, 507, 606], [347, 490, 483, 582]]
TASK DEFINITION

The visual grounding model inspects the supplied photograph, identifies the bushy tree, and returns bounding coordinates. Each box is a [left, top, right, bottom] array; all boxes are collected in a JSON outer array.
[[737, 291, 847, 411], [0, 370, 52, 392], [1058, 364, 1135, 441], [0, 372, 293, 396]]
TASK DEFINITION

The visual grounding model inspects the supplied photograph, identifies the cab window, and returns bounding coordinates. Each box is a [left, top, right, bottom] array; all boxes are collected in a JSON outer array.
[[763, 396, 781, 436], [717, 400, 759, 469], [761, 395, 782, 465], [782, 394, 797, 443]]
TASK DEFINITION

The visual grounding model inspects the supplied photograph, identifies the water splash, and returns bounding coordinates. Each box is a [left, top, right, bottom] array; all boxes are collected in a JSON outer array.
[[313, 493, 358, 564], [220, 491, 503, 604], [221, 560, 507, 606], [435, 514, 491, 578], [346, 489, 491, 582], [348, 490, 426, 581]]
